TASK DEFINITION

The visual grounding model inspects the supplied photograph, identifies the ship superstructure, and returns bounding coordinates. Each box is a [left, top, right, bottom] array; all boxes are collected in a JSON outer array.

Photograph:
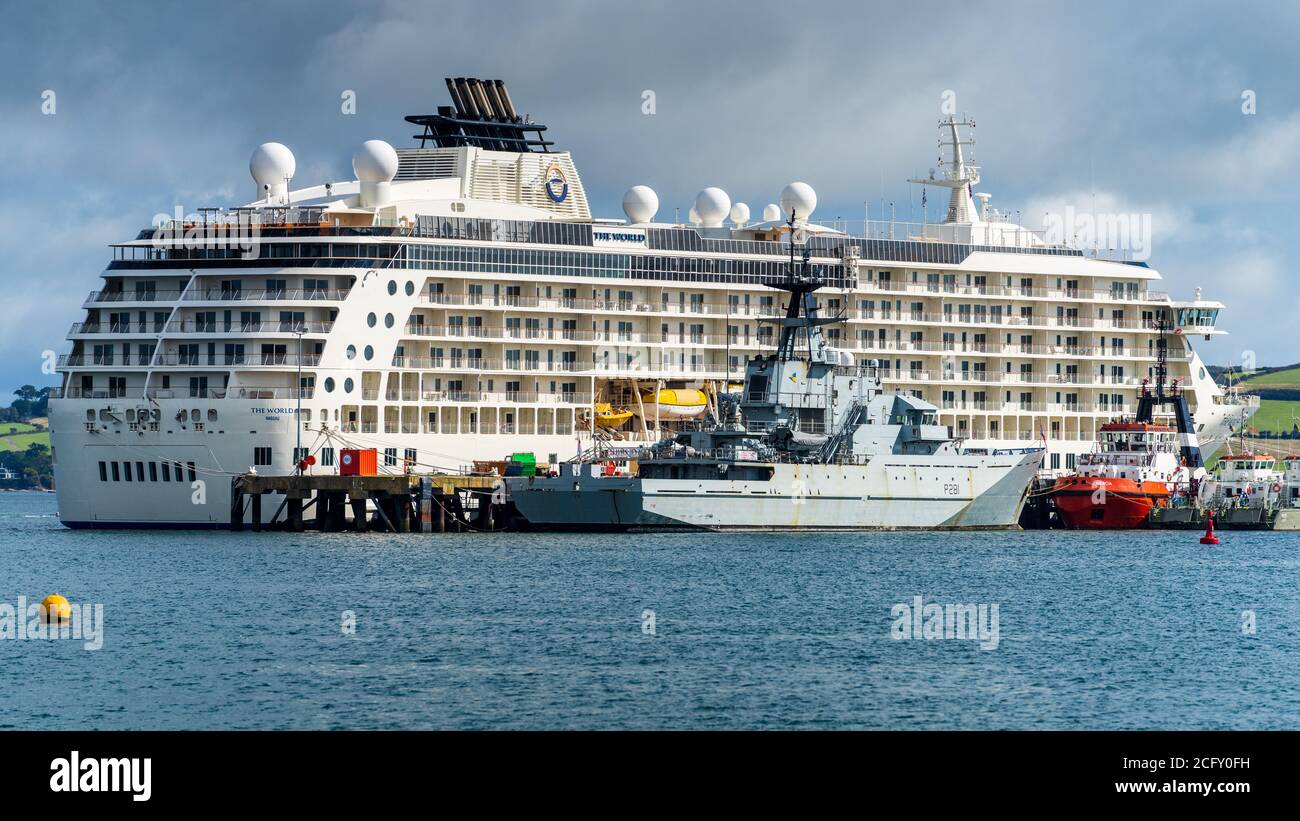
[[48, 79, 1254, 527]]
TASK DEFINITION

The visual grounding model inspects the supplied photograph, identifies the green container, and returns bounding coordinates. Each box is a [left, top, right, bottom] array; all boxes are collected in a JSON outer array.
[[507, 452, 537, 477]]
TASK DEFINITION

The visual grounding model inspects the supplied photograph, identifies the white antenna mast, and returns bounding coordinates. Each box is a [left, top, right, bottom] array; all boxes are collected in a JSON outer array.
[[908, 116, 980, 224]]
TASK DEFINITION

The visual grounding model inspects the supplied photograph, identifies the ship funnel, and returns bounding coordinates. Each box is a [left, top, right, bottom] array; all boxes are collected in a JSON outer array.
[[445, 77, 469, 117], [493, 80, 519, 121], [454, 77, 481, 118]]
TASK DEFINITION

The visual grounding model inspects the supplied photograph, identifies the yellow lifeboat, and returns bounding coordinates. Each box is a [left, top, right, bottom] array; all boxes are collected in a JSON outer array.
[[593, 402, 633, 428], [639, 388, 707, 418]]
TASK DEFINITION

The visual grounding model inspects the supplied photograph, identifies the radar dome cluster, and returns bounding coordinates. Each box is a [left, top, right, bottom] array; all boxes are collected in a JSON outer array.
[[622, 182, 814, 228]]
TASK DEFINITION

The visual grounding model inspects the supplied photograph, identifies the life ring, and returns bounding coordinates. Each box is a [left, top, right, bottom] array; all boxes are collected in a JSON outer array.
[[1272, 483, 1282, 493]]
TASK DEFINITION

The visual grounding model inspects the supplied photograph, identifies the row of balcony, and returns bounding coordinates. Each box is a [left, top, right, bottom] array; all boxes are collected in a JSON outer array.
[[400, 323, 1161, 358], [58, 353, 321, 368], [69, 320, 334, 336], [84, 288, 351, 306]]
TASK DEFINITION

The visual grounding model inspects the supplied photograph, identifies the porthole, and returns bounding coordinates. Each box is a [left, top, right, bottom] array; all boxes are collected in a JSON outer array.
[[364, 345, 374, 360], [387, 280, 397, 296], [324, 377, 335, 393], [346, 344, 357, 360], [404, 281, 415, 296], [344, 378, 354, 393], [367, 312, 377, 328], [384, 313, 394, 328]]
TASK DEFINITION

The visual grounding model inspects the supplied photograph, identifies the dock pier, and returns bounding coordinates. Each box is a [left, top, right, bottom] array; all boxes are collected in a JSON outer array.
[[230, 474, 507, 533]]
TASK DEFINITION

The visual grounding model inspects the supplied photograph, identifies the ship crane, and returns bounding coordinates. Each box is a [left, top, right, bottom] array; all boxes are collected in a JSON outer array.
[[1135, 317, 1203, 468]]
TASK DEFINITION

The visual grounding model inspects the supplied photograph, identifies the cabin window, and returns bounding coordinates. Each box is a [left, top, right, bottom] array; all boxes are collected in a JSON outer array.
[[254, 447, 273, 466], [98, 461, 107, 482]]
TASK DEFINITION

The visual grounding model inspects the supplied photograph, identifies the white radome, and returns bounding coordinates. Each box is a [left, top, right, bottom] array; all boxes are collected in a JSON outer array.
[[762, 203, 782, 222], [688, 207, 700, 225], [249, 142, 296, 189], [780, 182, 816, 223], [694, 187, 731, 227], [352, 139, 399, 183], [729, 202, 750, 226], [622, 185, 658, 224]]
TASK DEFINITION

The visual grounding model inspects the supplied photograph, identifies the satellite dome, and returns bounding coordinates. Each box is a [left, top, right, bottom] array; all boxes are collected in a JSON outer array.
[[688, 207, 700, 225], [779, 182, 817, 223], [622, 185, 658, 224], [762, 203, 782, 222], [352, 139, 399, 182], [249, 142, 296, 200], [730, 202, 750, 226], [694, 187, 731, 228]]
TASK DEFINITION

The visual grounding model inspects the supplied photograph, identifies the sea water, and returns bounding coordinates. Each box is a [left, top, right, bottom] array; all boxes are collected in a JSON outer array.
[[0, 491, 1296, 729]]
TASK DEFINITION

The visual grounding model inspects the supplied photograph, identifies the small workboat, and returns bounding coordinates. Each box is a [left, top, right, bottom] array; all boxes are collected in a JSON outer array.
[[593, 402, 633, 428]]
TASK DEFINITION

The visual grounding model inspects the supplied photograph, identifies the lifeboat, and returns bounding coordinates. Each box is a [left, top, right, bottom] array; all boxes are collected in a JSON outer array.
[[639, 388, 707, 418], [593, 402, 633, 428]]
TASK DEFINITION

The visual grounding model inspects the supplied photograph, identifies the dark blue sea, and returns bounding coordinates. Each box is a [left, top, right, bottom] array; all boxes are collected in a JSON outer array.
[[1, 491, 1296, 729]]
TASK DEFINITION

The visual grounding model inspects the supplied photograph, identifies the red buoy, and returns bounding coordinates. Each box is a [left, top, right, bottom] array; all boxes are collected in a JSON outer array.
[[1200, 512, 1219, 545]]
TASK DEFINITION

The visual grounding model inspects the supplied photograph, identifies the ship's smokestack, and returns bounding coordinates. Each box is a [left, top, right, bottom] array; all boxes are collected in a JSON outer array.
[[445, 77, 468, 118], [454, 77, 481, 118], [468, 79, 495, 120], [493, 80, 519, 121]]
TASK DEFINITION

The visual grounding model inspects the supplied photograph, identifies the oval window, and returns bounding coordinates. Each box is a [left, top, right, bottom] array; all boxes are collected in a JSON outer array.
[[346, 344, 357, 360], [384, 313, 394, 328], [404, 281, 415, 296], [344, 378, 354, 393], [324, 377, 335, 393], [387, 280, 397, 296], [367, 312, 377, 328], [364, 345, 374, 360]]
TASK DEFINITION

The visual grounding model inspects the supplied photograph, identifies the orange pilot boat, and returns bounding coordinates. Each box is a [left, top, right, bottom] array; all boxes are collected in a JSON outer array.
[[1050, 329, 1205, 528], [1051, 421, 1195, 528]]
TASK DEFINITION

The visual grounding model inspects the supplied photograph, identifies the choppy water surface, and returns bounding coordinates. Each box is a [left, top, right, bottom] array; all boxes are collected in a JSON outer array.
[[0, 491, 1295, 729]]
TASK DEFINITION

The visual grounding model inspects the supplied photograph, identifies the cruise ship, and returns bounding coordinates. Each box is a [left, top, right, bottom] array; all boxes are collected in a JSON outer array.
[[48, 78, 1257, 527]]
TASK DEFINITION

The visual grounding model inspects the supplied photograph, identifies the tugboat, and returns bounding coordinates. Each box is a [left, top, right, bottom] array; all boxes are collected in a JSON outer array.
[[505, 211, 1044, 531], [1050, 320, 1205, 528]]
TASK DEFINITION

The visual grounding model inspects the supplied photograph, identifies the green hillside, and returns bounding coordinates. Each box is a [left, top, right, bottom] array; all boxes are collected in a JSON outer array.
[[1241, 366, 1300, 388], [0, 431, 49, 452], [1250, 398, 1300, 434]]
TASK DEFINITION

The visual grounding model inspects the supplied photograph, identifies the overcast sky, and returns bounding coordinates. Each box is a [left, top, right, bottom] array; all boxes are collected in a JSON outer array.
[[2, 0, 1297, 393]]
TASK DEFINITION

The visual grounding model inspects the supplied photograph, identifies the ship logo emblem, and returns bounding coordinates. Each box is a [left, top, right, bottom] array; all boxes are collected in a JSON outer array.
[[543, 162, 568, 203]]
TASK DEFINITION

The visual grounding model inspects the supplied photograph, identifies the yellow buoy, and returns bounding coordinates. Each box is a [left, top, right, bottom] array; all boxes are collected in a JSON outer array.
[[41, 594, 71, 623]]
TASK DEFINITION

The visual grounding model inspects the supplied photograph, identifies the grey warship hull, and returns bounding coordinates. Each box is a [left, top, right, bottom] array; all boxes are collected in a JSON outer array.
[[507, 450, 1042, 531]]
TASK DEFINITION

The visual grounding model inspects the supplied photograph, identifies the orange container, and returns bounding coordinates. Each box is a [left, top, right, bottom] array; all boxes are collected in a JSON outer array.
[[340, 448, 378, 476]]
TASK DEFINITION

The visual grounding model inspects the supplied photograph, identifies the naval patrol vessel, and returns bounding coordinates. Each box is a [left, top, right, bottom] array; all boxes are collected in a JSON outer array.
[[506, 215, 1043, 530]]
